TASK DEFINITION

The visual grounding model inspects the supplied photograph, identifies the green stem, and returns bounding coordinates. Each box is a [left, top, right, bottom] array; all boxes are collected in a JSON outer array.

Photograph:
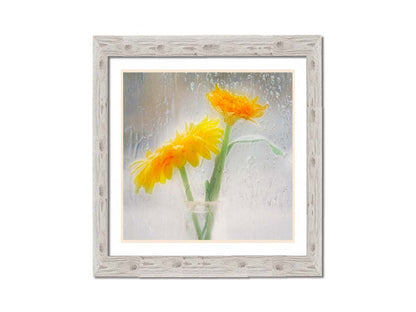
[[207, 124, 232, 201], [203, 124, 232, 240], [179, 166, 202, 240], [201, 214, 209, 238]]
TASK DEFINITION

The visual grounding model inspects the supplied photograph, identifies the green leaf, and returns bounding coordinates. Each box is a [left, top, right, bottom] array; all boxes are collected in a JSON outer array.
[[227, 135, 284, 156]]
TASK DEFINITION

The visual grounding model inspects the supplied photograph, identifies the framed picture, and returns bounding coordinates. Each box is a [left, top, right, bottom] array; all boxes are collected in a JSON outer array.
[[93, 36, 322, 277]]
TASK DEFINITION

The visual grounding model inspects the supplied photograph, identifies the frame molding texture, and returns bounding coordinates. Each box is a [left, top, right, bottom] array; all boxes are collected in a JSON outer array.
[[93, 36, 323, 277]]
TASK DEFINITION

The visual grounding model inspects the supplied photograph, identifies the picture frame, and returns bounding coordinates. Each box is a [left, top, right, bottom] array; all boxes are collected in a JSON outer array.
[[93, 35, 323, 277]]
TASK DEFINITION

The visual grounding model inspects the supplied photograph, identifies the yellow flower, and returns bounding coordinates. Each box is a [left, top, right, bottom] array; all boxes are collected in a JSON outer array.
[[206, 84, 269, 125], [130, 117, 224, 194]]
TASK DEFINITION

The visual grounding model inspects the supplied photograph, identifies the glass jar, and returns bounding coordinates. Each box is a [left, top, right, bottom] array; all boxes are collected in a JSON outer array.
[[184, 201, 219, 240]]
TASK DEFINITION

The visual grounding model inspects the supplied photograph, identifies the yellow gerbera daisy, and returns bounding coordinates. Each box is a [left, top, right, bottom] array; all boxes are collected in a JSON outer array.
[[130, 117, 224, 194], [206, 84, 269, 125]]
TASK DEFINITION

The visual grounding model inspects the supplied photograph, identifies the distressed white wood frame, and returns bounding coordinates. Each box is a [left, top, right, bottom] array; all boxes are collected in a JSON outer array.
[[93, 36, 322, 277]]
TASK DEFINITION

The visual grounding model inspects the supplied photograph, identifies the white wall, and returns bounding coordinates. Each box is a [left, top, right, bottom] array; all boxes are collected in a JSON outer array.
[[0, 1, 415, 311]]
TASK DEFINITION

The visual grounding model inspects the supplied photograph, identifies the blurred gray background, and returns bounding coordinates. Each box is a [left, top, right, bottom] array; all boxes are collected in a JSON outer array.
[[123, 72, 293, 240]]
